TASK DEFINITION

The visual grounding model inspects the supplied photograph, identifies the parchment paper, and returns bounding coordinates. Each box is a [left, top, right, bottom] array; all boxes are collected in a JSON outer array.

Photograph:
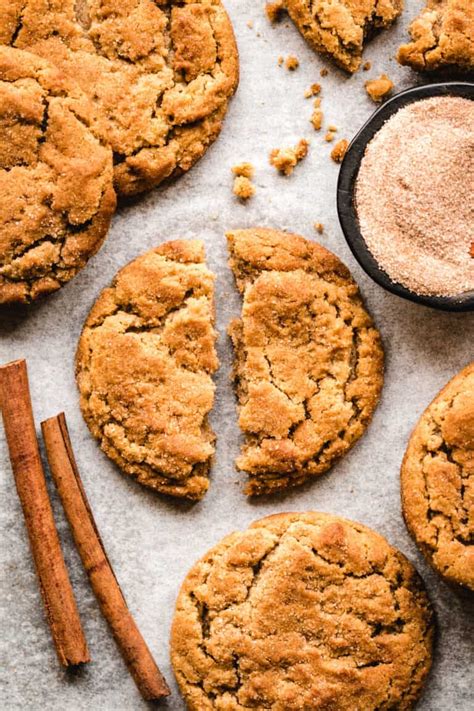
[[1, 1, 473, 708]]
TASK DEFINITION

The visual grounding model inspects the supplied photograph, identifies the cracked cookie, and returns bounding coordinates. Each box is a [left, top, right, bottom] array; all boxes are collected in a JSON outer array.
[[227, 228, 384, 496], [0, 46, 115, 304], [171, 511, 434, 710], [401, 363, 474, 591], [397, 0, 474, 71], [280, 0, 403, 73], [75, 240, 218, 500], [2, 0, 239, 196]]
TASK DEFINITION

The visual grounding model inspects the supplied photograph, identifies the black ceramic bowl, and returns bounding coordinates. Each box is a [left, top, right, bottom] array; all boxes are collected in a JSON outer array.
[[337, 82, 474, 312]]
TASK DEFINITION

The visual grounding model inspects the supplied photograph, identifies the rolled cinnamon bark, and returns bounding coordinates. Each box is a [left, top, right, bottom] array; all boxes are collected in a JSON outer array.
[[0, 359, 90, 667], [41, 412, 170, 701]]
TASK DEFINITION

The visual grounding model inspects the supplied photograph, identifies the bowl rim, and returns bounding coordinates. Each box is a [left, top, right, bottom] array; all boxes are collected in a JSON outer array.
[[336, 81, 474, 312]]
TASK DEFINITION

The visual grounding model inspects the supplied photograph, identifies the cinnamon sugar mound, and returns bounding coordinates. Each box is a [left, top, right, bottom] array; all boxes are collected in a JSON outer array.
[[270, 139, 309, 175], [356, 96, 474, 297]]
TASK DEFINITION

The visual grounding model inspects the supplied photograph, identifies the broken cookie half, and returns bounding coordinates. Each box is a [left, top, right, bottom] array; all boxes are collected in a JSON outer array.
[[397, 0, 474, 71], [227, 228, 384, 496], [271, 0, 403, 73], [76, 241, 218, 501]]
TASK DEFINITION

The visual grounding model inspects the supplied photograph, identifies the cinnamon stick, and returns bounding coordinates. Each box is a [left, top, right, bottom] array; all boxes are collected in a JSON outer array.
[[41, 412, 170, 702], [0, 360, 90, 667]]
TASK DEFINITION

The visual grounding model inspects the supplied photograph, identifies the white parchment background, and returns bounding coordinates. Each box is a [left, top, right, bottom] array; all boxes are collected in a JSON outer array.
[[1, 1, 473, 708]]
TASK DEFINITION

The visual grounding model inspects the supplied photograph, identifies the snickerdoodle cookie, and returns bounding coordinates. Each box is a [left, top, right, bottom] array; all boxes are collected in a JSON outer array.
[[397, 0, 474, 71], [0, 46, 115, 304], [76, 241, 218, 500], [2, 0, 239, 196], [171, 511, 434, 710], [227, 228, 384, 496], [272, 0, 403, 73], [401, 363, 474, 591]]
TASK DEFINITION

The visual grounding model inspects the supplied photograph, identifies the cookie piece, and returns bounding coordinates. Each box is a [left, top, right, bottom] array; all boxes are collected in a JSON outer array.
[[401, 363, 474, 591], [397, 0, 474, 71], [76, 241, 218, 500], [171, 511, 434, 710], [0, 46, 115, 304], [227, 228, 384, 495], [282, 0, 403, 73], [4, 0, 239, 196]]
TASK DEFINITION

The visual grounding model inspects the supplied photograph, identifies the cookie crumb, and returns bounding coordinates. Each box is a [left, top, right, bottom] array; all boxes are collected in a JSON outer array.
[[233, 176, 255, 200], [270, 139, 309, 175], [314, 222, 324, 234], [277, 55, 284, 66], [285, 55, 299, 70], [363, 61, 372, 71], [246, 20, 253, 28], [304, 83, 321, 98], [313, 97, 321, 108], [320, 68, 329, 76], [232, 162, 254, 179], [365, 74, 394, 102], [310, 109, 323, 130], [232, 163, 255, 198], [327, 124, 338, 132], [324, 131, 335, 142], [265, 0, 285, 22], [331, 139, 349, 163]]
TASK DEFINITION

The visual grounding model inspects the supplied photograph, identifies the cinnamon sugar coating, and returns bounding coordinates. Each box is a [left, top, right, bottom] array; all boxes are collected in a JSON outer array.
[[171, 512, 434, 710], [282, 0, 403, 72], [397, 0, 474, 71], [227, 228, 384, 496], [0, 46, 115, 304], [401, 363, 474, 591], [1, 0, 239, 196], [76, 241, 218, 500], [355, 96, 474, 298]]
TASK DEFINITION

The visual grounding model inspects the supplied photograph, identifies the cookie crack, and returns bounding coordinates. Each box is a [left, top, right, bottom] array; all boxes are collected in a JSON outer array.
[[10, 2, 27, 45]]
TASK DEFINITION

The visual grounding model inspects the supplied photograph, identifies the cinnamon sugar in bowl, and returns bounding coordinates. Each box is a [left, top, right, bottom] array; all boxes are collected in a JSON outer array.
[[337, 83, 474, 312]]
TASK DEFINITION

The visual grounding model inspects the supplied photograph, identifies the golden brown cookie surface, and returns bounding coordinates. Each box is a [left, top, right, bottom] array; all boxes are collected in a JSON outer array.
[[227, 228, 384, 496], [397, 0, 474, 71], [2, 0, 238, 196], [281, 0, 403, 73], [401, 363, 474, 591], [0, 46, 115, 304], [171, 511, 434, 710], [75, 241, 218, 500]]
